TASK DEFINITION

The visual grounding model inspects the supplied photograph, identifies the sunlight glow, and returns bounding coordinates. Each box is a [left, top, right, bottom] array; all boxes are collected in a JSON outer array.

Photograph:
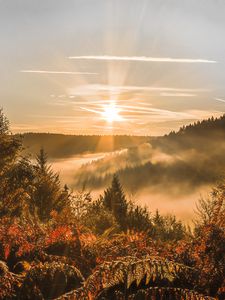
[[101, 103, 123, 123]]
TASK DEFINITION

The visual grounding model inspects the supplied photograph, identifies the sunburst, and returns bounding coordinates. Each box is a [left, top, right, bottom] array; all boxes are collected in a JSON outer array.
[[101, 103, 123, 122]]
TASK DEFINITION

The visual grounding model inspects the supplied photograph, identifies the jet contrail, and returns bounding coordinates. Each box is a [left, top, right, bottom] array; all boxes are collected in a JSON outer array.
[[68, 55, 217, 64], [215, 98, 225, 103], [20, 70, 98, 75]]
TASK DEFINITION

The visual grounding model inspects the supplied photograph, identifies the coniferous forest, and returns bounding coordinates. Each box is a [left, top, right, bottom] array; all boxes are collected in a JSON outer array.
[[0, 108, 224, 299]]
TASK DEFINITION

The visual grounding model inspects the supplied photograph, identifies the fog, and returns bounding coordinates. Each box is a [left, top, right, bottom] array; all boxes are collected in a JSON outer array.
[[36, 116, 225, 223], [50, 150, 213, 223], [50, 152, 107, 185], [134, 186, 212, 224]]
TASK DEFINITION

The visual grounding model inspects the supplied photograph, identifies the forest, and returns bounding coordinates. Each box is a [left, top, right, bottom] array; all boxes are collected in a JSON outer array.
[[74, 115, 225, 193], [0, 108, 224, 300], [21, 133, 149, 159]]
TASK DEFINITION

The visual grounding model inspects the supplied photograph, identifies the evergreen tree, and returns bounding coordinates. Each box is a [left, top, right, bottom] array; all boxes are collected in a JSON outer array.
[[152, 210, 186, 241], [0, 107, 10, 135], [0, 109, 23, 217], [126, 203, 152, 233], [102, 174, 128, 230], [0, 109, 21, 173], [33, 148, 68, 222], [36, 147, 48, 173]]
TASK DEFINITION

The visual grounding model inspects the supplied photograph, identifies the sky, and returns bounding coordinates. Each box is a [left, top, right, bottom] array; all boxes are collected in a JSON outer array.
[[0, 0, 225, 135]]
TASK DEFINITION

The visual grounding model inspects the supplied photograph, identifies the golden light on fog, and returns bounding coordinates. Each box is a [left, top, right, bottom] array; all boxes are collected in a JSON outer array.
[[101, 103, 123, 123]]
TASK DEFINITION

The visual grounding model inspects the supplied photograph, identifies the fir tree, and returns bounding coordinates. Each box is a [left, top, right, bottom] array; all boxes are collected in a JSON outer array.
[[36, 147, 48, 174], [0, 107, 10, 135], [103, 174, 128, 230], [33, 148, 67, 221], [0, 109, 21, 173]]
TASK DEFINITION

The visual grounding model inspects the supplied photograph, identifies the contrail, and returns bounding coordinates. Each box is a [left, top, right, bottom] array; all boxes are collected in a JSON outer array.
[[160, 93, 196, 97], [68, 55, 217, 64], [20, 70, 98, 75], [215, 98, 225, 103]]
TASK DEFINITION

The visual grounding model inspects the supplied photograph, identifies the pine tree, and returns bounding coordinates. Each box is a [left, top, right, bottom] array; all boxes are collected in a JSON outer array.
[[0, 108, 10, 135], [103, 174, 128, 230], [33, 148, 67, 222], [0, 109, 22, 217], [126, 203, 152, 232], [0, 109, 21, 173], [36, 147, 48, 174]]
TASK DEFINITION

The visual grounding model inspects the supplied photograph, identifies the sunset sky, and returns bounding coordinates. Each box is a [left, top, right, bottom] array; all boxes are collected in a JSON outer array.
[[0, 0, 225, 135]]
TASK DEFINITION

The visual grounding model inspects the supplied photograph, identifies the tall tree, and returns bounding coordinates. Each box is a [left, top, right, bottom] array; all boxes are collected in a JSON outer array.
[[0, 109, 23, 217], [102, 174, 128, 230], [0, 108, 9, 135], [0, 108, 21, 173], [33, 148, 68, 222]]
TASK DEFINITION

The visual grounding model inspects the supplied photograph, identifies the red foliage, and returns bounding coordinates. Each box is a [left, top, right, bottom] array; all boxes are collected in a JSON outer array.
[[45, 225, 74, 246], [0, 217, 43, 260]]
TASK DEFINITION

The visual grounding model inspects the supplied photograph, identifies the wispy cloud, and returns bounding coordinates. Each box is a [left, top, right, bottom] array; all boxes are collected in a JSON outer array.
[[160, 93, 196, 97], [80, 106, 103, 115], [68, 84, 209, 96], [68, 55, 217, 64], [20, 70, 98, 75], [80, 104, 195, 121], [215, 98, 225, 103]]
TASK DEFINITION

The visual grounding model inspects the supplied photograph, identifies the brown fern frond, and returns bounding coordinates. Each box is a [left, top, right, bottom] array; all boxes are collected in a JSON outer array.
[[56, 256, 195, 300], [109, 287, 216, 300]]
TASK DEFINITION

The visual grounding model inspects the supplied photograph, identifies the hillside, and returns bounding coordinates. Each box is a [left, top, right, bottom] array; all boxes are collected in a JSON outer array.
[[20, 133, 150, 158], [75, 115, 225, 192]]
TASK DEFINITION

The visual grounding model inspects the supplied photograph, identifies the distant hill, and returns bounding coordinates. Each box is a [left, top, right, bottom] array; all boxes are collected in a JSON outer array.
[[75, 114, 225, 193], [20, 133, 150, 158], [152, 114, 225, 152]]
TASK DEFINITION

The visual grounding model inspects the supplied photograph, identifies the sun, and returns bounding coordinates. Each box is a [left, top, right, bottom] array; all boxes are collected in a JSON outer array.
[[101, 103, 123, 123]]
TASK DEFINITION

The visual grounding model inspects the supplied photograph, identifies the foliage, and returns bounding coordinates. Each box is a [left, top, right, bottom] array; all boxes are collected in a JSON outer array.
[[153, 210, 186, 241], [55, 255, 197, 300], [0, 217, 44, 263], [99, 287, 216, 300], [19, 262, 84, 299], [0, 109, 21, 173], [102, 174, 128, 230], [195, 182, 225, 230], [126, 201, 153, 233], [83, 205, 118, 235], [174, 185, 225, 298], [33, 148, 69, 221], [0, 260, 22, 300]]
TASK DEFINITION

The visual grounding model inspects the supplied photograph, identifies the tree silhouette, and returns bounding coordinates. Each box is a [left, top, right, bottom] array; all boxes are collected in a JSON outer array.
[[33, 148, 67, 221], [103, 174, 128, 230]]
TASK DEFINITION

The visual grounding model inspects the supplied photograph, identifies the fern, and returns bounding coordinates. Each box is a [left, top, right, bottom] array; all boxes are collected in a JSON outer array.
[[19, 261, 84, 299], [106, 287, 216, 300], [56, 256, 198, 300]]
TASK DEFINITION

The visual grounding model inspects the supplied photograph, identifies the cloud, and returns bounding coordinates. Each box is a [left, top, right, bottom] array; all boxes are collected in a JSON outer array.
[[68, 55, 217, 64], [20, 70, 98, 75], [215, 98, 225, 103], [80, 106, 103, 115], [68, 84, 209, 96], [160, 93, 196, 97], [79, 103, 195, 121], [185, 109, 224, 120]]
